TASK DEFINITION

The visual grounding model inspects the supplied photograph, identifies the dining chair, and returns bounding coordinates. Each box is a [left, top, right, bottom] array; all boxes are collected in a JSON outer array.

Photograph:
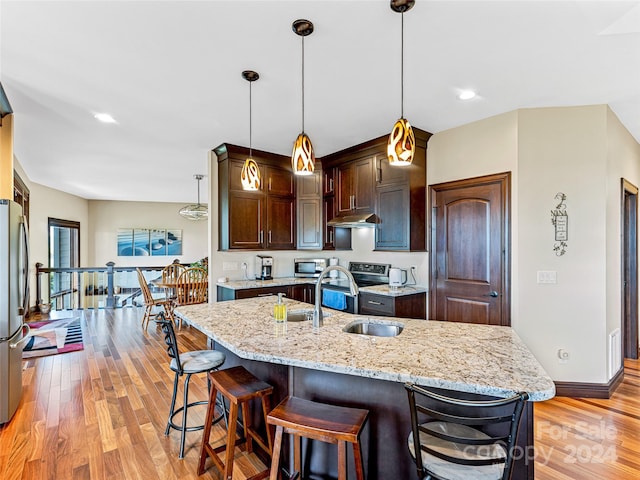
[[161, 262, 186, 300], [136, 267, 174, 330], [174, 267, 208, 327], [405, 383, 528, 480], [156, 312, 226, 459]]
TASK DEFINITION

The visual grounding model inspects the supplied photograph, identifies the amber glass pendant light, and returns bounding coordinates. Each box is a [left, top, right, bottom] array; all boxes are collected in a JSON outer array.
[[291, 19, 315, 176], [387, 0, 416, 167], [240, 70, 261, 190]]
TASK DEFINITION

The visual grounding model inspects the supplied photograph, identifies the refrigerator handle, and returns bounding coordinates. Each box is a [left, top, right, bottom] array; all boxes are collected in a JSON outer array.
[[10, 323, 31, 349], [18, 215, 30, 317]]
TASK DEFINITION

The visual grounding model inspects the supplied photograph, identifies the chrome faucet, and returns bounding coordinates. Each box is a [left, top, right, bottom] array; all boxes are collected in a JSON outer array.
[[313, 265, 359, 328]]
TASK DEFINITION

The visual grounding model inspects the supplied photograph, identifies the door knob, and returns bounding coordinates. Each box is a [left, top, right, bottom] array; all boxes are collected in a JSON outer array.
[[485, 291, 499, 297]]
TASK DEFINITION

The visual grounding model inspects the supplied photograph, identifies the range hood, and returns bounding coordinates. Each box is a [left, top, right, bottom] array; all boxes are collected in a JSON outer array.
[[327, 213, 377, 228]]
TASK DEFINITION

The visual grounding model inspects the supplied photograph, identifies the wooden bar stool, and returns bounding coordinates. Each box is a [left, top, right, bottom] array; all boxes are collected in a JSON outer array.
[[198, 365, 274, 480], [267, 396, 369, 480]]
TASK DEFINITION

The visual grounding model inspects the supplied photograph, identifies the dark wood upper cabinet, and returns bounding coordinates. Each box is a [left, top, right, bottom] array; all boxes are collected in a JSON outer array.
[[215, 127, 431, 252], [215, 143, 295, 251], [336, 157, 374, 216]]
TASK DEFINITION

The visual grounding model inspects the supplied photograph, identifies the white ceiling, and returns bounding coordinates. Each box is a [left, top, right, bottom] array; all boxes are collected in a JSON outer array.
[[2, 0, 639, 204]]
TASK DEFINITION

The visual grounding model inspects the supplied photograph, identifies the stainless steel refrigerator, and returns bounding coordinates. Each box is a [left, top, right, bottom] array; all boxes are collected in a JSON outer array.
[[0, 199, 30, 425]]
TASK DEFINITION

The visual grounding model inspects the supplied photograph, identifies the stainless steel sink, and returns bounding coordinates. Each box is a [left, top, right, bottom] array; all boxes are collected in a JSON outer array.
[[286, 309, 331, 322], [343, 319, 404, 337]]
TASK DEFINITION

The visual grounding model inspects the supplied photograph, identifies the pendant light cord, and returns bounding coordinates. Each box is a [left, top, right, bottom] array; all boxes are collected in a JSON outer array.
[[401, 11, 404, 119], [196, 176, 201, 206], [301, 35, 305, 133], [249, 80, 253, 157]]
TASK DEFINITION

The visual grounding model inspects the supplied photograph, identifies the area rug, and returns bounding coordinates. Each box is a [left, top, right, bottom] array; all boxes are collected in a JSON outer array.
[[22, 318, 84, 359]]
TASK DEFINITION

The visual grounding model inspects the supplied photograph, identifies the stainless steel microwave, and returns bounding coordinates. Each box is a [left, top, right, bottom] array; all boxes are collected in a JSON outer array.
[[294, 258, 327, 277]]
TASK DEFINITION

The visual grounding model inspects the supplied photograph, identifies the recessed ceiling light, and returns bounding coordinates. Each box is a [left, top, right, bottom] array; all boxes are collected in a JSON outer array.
[[94, 113, 116, 123], [458, 90, 477, 100]]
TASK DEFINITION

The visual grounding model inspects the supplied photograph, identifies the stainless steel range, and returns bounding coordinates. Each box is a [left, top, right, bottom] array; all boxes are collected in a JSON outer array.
[[320, 261, 390, 313]]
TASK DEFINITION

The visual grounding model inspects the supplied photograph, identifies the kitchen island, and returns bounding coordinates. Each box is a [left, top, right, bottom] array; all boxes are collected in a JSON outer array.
[[175, 296, 554, 479]]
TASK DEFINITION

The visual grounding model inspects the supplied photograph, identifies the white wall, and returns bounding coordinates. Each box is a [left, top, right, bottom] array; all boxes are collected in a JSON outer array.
[[88, 200, 208, 267]]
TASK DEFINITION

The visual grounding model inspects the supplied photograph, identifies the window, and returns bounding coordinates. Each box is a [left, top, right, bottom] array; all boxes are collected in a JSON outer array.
[[48, 218, 80, 308]]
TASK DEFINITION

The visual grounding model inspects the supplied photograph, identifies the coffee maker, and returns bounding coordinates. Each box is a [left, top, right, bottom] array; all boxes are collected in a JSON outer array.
[[255, 255, 273, 280]]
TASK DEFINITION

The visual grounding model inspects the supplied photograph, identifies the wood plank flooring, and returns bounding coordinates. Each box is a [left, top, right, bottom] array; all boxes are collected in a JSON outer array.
[[1, 307, 639, 479]]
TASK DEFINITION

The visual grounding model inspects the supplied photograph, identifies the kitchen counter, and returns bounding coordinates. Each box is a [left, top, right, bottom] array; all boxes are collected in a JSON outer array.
[[175, 296, 553, 479], [175, 296, 553, 401], [217, 276, 428, 297], [358, 284, 427, 296]]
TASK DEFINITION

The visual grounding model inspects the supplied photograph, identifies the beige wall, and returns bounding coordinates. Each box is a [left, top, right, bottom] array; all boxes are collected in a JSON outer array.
[[518, 106, 608, 383], [605, 107, 640, 369], [13, 160, 89, 307], [427, 105, 640, 384]]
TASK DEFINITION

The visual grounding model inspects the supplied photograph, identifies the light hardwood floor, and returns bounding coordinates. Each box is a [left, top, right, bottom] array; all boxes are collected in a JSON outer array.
[[1, 308, 639, 479]]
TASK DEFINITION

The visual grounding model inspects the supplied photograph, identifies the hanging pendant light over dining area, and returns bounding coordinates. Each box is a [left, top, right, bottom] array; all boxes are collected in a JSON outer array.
[[178, 174, 208, 221], [240, 70, 261, 191], [291, 18, 315, 176], [387, 0, 416, 167]]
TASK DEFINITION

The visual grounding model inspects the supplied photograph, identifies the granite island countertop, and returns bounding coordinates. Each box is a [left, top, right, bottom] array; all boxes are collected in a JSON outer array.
[[217, 277, 427, 297], [175, 296, 555, 401]]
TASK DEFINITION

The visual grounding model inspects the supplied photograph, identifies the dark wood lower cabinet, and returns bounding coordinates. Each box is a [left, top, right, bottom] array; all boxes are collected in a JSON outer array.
[[210, 344, 535, 480], [217, 285, 289, 301], [218, 284, 316, 304], [289, 284, 316, 305], [359, 291, 426, 319]]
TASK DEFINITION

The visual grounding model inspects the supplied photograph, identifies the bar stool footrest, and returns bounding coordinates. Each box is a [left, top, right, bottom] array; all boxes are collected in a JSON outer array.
[[166, 399, 225, 434]]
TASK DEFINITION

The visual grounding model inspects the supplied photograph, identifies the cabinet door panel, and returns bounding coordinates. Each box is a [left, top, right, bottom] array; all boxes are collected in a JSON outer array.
[[297, 198, 321, 249], [298, 172, 321, 197], [377, 155, 408, 186], [267, 166, 294, 197], [375, 183, 409, 250], [323, 196, 336, 249], [323, 168, 336, 195], [267, 196, 295, 249], [336, 163, 353, 216], [353, 158, 374, 213], [229, 192, 263, 249]]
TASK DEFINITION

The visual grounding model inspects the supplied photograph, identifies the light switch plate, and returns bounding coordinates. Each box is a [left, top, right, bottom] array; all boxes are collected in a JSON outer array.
[[537, 270, 557, 284]]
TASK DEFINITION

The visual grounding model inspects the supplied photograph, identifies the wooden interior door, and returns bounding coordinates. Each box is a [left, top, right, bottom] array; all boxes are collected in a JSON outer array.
[[430, 173, 510, 325]]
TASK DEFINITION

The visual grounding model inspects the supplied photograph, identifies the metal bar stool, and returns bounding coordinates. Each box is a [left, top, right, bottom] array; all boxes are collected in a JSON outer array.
[[198, 365, 274, 480], [156, 313, 226, 459], [267, 396, 369, 480]]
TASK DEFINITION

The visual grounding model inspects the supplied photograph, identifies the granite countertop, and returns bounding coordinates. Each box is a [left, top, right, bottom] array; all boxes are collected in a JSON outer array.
[[175, 297, 555, 401], [217, 277, 312, 290], [218, 277, 427, 297], [358, 284, 427, 296]]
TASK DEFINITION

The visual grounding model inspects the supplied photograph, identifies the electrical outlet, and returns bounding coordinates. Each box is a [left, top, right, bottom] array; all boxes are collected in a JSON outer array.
[[557, 349, 569, 363], [222, 261, 239, 271]]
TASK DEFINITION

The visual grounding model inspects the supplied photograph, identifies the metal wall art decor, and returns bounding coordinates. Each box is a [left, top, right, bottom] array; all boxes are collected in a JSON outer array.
[[550, 192, 568, 256]]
